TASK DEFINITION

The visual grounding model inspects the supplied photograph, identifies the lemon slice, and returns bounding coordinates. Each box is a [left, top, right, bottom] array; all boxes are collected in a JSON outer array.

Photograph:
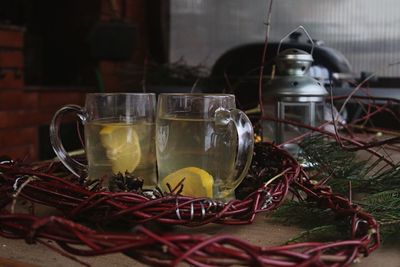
[[162, 167, 214, 197], [99, 123, 141, 174]]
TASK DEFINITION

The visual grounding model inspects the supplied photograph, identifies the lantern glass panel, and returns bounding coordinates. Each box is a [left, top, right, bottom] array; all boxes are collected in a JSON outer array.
[[281, 102, 310, 142], [315, 102, 325, 125]]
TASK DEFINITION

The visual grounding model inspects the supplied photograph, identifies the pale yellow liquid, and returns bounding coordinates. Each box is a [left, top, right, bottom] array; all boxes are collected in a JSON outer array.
[[85, 120, 157, 188], [156, 116, 238, 199]]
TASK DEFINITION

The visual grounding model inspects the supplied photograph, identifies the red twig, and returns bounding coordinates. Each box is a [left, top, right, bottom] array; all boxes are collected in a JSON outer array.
[[258, 0, 274, 118], [261, 114, 396, 167]]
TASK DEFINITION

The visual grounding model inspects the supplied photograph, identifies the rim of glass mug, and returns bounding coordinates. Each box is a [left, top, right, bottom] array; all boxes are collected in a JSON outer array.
[[86, 92, 156, 96], [158, 93, 235, 97], [157, 93, 237, 117]]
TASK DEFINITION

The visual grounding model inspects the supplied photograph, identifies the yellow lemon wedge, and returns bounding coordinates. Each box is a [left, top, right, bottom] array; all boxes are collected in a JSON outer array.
[[99, 123, 141, 175], [162, 167, 214, 198]]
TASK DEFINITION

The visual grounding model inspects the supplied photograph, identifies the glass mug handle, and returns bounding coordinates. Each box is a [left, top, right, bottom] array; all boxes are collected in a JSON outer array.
[[49, 104, 86, 177], [215, 108, 254, 183]]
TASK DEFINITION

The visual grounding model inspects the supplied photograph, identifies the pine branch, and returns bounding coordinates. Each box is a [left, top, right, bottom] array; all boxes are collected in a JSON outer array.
[[360, 190, 400, 243], [272, 135, 400, 244]]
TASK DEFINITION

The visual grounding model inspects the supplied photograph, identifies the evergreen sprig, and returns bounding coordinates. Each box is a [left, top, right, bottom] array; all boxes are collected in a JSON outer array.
[[272, 135, 400, 244]]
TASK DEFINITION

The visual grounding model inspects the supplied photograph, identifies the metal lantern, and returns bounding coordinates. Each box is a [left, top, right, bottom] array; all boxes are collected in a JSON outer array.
[[262, 27, 328, 144]]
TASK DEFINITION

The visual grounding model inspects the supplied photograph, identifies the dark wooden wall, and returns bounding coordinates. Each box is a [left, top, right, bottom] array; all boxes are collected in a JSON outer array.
[[0, 0, 151, 161]]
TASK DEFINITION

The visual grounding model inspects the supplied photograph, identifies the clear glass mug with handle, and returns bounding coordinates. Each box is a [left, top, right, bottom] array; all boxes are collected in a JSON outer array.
[[50, 93, 157, 188], [156, 93, 254, 200]]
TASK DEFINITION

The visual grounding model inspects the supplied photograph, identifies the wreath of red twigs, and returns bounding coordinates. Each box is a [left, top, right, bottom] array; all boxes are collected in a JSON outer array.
[[0, 143, 298, 227], [0, 141, 380, 267]]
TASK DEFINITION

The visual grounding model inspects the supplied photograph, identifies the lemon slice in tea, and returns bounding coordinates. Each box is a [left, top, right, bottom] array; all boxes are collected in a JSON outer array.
[[100, 123, 141, 174], [162, 167, 214, 198]]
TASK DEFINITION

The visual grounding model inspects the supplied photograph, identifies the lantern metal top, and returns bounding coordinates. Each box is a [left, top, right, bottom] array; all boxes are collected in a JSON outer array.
[[264, 76, 328, 102], [264, 48, 328, 101], [277, 48, 313, 62], [276, 48, 314, 76]]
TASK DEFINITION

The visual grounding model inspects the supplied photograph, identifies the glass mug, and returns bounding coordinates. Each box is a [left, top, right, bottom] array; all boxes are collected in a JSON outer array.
[[50, 93, 157, 188], [156, 93, 254, 200]]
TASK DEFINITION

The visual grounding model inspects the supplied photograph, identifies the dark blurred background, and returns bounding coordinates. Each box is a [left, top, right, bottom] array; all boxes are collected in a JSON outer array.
[[0, 0, 398, 161]]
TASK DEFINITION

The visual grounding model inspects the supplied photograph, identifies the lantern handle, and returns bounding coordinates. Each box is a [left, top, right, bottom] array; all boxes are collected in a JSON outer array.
[[277, 25, 315, 56]]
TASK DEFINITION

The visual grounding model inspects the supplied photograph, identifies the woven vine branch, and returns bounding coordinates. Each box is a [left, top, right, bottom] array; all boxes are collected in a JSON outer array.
[[0, 142, 380, 266], [0, 143, 298, 227]]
